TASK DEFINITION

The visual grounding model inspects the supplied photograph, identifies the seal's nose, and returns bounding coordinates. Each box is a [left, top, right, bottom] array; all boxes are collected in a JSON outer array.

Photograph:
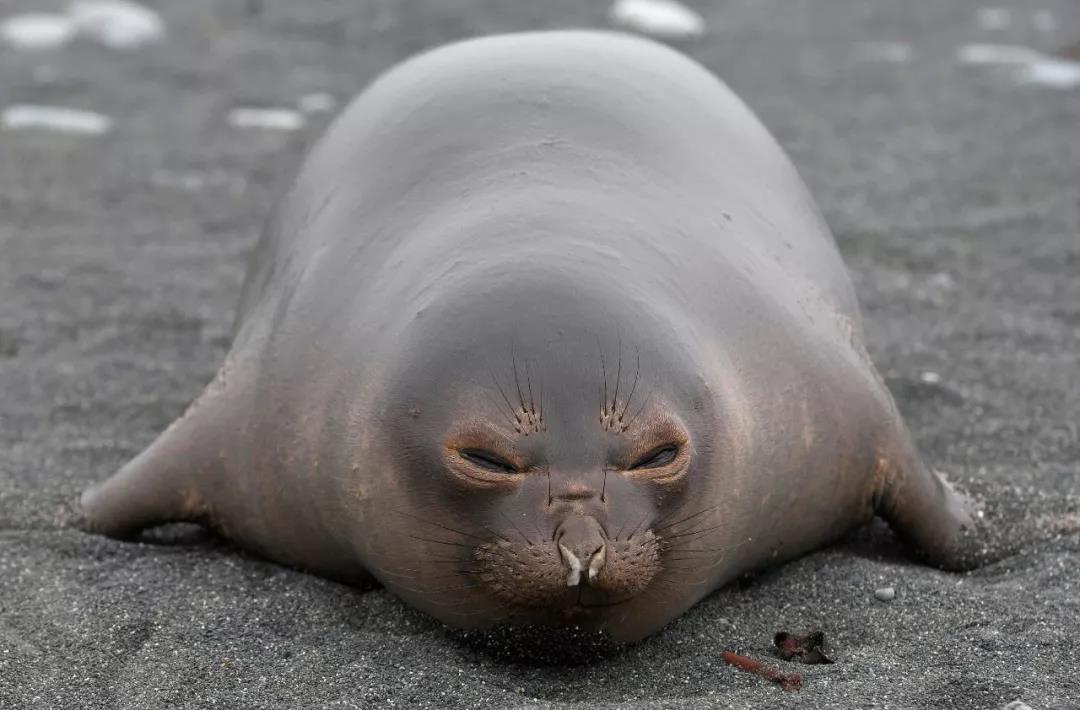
[[555, 516, 607, 587]]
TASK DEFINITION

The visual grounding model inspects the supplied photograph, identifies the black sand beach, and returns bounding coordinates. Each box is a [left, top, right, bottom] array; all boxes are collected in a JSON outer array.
[[1, 0, 1078, 707]]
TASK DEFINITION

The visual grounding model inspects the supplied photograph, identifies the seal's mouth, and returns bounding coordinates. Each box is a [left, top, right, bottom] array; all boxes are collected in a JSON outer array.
[[472, 525, 662, 613], [558, 583, 637, 615]]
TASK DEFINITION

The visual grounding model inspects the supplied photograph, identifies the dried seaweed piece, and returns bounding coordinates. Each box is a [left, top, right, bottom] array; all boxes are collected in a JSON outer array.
[[721, 651, 802, 691], [773, 630, 834, 664]]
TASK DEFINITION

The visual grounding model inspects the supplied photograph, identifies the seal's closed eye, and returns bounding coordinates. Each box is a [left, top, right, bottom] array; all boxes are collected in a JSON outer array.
[[629, 444, 679, 470], [460, 448, 518, 473]]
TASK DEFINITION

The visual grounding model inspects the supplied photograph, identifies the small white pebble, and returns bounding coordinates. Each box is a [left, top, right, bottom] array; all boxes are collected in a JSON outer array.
[[1017, 58, 1080, 89], [67, 0, 165, 50], [0, 13, 76, 50], [958, 43, 1080, 89], [1003, 701, 1034, 710], [854, 41, 913, 63], [228, 107, 305, 131], [919, 371, 942, 385], [976, 7, 1011, 30], [609, 0, 705, 39], [297, 92, 337, 114], [1, 104, 112, 134], [874, 586, 896, 602]]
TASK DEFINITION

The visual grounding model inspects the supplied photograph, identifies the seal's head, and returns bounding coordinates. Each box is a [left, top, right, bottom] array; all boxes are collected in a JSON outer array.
[[358, 269, 745, 642]]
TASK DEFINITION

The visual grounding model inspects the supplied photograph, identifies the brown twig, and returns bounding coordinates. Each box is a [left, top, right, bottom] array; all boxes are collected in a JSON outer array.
[[721, 651, 802, 691]]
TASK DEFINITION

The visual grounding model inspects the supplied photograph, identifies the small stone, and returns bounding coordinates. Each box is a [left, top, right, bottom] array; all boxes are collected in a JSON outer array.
[[68, 0, 165, 50], [608, 0, 705, 39], [1003, 701, 1033, 710], [227, 107, 304, 131], [874, 586, 896, 602], [1, 105, 112, 134], [0, 13, 76, 50]]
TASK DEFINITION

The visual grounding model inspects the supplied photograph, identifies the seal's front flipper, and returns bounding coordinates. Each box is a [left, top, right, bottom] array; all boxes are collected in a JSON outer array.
[[873, 426, 983, 570], [79, 375, 228, 539]]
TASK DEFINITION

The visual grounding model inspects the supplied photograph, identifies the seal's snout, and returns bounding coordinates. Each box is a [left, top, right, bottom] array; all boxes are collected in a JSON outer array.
[[555, 516, 607, 587]]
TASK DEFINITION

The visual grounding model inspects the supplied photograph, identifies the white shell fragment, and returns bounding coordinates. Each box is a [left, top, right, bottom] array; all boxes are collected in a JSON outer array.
[[0, 1, 163, 51], [0, 14, 76, 50], [227, 108, 305, 131], [874, 586, 896, 602], [1017, 58, 1080, 89], [958, 43, 1080, 90], [1, 105, 112, 135], [67, 1, 165, 49], [609, 0, 705, 39]]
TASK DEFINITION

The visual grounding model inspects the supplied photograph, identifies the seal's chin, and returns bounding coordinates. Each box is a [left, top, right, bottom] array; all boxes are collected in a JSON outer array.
[[559, 593, 638, 624], [549, 583, 637, 613]]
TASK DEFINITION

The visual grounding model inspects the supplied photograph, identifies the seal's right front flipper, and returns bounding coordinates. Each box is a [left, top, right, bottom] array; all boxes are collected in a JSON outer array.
[[79, 374, 230, 539], [873, 424, 984, 571]]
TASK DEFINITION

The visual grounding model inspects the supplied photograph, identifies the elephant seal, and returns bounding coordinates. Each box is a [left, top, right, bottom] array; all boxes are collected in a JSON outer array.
[[81, 31, 980, 642]]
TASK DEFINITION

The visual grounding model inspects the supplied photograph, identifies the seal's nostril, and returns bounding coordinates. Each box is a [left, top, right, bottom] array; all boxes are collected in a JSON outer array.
[[559, 542, 583, 586], [555, 515, 607, 586], [587, 543, 607, 582]]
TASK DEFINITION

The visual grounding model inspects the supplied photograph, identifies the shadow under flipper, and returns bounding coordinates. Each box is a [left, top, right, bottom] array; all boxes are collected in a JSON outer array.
[[136, 521, 220, 547]]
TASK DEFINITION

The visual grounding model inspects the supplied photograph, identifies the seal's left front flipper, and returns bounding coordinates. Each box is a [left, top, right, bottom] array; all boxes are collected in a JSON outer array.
[[78, 368, 231, 539], [873, 425, 985, 571]]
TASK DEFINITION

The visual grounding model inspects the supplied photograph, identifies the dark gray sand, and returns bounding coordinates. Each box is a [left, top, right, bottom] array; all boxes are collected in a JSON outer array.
[[1, 0, 1078, 707]]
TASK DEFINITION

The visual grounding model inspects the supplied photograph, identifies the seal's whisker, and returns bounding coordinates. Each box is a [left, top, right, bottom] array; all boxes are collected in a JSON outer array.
[[524, 358, 536, 416], [619, 348, 641, 423], [623, 390, 653, 430], [382, 568, 476, 581], [488, 367, 521, 427], [537, 371, 544, 423], [408, 535, 472, 548], [511, 347, 527, 414], [662, 555, 737, 572], [614, 517, 630, 541], [481, 525, 513, 544], [420, 558, 472, 565], [626, 511, 651, 540], [611, 331, 623, 414], [598, 336, 608, 416], [411, 583, 477, 594], [652, 503, 723, 533], [659, 522, 726, 541], [663, 537, 752, 555], [392, 508, 488, 542], [500, 511, 534, 546]]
